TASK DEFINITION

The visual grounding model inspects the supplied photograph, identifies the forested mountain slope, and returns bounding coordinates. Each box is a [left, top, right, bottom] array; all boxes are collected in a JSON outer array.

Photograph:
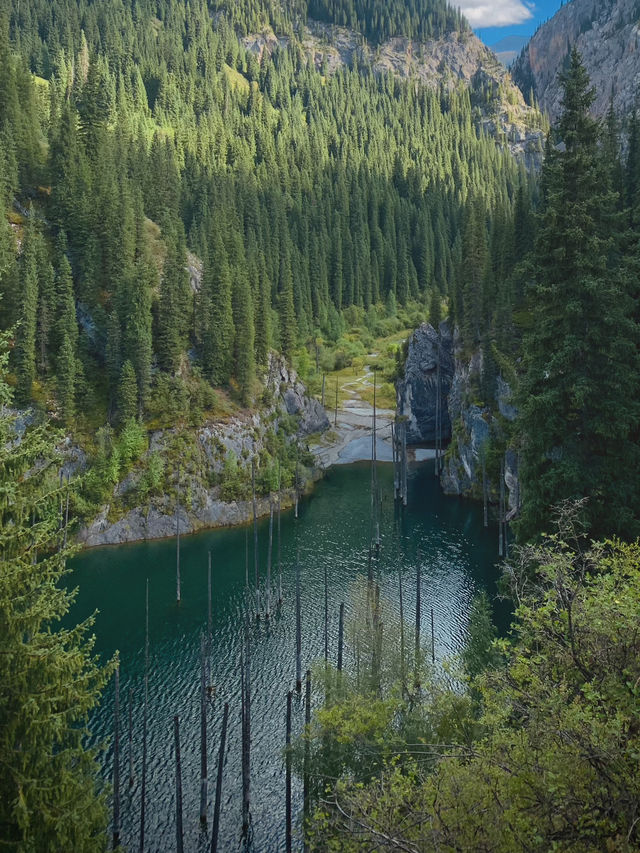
[[1, 0, 539, 436], [513, 0, 640, 120]]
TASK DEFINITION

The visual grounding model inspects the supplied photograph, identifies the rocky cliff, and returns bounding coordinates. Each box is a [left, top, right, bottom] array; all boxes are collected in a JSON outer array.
[[397, 325, 520, 516], [513, 0, 640, 120], [396, 322, 454, 443], [441, 344, 519, 517], [78, 355, 329, 547]]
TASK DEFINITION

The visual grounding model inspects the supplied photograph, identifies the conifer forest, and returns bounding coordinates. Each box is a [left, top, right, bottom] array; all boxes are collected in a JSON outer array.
[[2, 0, 640, 850]]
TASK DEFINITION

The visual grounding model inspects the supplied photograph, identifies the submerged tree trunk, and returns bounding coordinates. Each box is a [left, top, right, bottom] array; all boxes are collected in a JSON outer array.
[[415, 556, 421, 681], [139, 579, 149, 853], [499, 457, 505, 558], [266, 502, 273, 619], [176, 468, 181, 603], [241, 618, 251, 836], [295, 560, 302, 693], [337, 602, 344, 673], [252, 457, 259, 597], [324, 562, 328, 662], [285, 690, 292, 853], [113, 665, 120, 850], [303, 669, 311, 853], [210, 702, 228, 853], [174, 715, 184, 853], [200, 634, 208, 826], [128, 687, 134, 787]]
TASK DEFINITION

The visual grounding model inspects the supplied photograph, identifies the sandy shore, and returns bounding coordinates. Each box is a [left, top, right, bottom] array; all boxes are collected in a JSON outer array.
[[310, 366, 435, 468]]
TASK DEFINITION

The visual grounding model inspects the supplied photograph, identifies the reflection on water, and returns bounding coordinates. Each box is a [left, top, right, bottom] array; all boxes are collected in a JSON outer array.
[[68, 460, 503, 852]]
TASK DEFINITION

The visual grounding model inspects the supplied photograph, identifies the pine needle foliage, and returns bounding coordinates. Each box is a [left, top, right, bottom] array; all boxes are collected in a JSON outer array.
[[0, 332, 114, 852]]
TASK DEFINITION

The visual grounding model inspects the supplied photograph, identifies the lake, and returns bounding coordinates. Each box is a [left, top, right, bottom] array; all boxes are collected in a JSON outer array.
[[68, 459, 503, 851]]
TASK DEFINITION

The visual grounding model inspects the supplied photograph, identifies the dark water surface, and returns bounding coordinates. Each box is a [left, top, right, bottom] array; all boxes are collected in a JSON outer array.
[[68, 460, 504, 852]]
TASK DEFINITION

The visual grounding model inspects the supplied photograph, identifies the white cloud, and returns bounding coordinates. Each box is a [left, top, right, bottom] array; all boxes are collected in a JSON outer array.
[[458, 0, 534, 27]]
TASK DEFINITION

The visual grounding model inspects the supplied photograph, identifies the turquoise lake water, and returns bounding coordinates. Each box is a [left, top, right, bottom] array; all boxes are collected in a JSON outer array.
[[68, 459, 503, 851]]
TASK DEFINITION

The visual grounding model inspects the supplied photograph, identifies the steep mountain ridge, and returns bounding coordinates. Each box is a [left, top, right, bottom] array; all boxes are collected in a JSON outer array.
[[513, 0, 640, 120], [244, 19, 544, 161]]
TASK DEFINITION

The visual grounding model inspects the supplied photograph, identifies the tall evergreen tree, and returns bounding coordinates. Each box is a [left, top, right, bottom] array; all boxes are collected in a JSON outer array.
[[516, 50, 640, 541], [0, 331, 113, 851], [201, 233, 235, 385], [14, 216, 38, 405], [57, 331, 76, 423]]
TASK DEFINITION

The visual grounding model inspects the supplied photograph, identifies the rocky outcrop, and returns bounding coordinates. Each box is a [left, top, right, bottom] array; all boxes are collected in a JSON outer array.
[[396, 325, 521, 515], [396, 322, 455, 443], [78, 489, 304, 548], [513, 0, 640, 120], [440, 341, 520, 514], [78, 354, 328, 548]]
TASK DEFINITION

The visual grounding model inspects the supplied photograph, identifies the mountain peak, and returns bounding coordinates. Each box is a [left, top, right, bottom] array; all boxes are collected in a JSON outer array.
[[513, 0, 640, 119]]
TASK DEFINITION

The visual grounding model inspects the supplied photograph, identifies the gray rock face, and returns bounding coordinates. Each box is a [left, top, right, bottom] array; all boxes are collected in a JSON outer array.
[[396, 322, 454, 443], [271, 356, 330, 435], [77, 491, 300, 548], [78, 353, 329, 548], [496, 375, 517, 422], [513, 0, 639, 120], [440, 342, 521, 515], [440, 402, 490, 496]]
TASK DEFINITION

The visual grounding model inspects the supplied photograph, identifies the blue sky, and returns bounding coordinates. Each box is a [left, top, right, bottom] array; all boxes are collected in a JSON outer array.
[[458, 0, 564, 46]]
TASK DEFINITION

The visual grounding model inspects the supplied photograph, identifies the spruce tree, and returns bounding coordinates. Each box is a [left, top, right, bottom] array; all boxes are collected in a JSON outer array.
[[118, 359, 138, 423], [0, 331, 113, 852], [14, 216, 38, 405], [202, 233, 235, 385], [233, 273, 256, 405], [516, 50, 640, 541], [57, 332, 76, 423]]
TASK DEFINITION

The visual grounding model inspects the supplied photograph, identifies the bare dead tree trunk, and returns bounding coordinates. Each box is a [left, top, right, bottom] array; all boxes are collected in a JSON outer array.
[[337, 602, 344, 673], [372, 369, 380, 551], [242, 618, 251, 836], [139, 579, 149, 853], [415, 556, 421, 681], [402, 421, 408, 507], [278, 492, 283, 605], [207, 552, 213, 689], [334, 381, 338, 428], [482, 453, 488, 529], [113, 665, 120, 850], [294, 446, 299, 519], [303, 669, 311, 853], [398, 564, 405, 691], [295, 560, 302, 693], [176, 467, 181, 604], [252, 457, 259, 597], [245, 528, 249, 589], [499, 457, 505, 558], [210, 702, 228, 853], [174, 716, 184, 853], [128, 687, 134, 787], [266, 502, 273, 620], [207, 552, 213, 641], [435, 336, 441, 476], [321, 373, 325, 408], [200, 634, 208, 826], [324, 562, 328, 662], [63, 476, 70, 549], [285, 690, 292, 853], [391, 422, 397, 498], [431, 606, 435, 663]]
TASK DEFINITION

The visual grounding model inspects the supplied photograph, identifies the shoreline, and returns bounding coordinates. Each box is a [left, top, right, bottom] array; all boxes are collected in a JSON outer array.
[[75, 361, 439, 551]]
